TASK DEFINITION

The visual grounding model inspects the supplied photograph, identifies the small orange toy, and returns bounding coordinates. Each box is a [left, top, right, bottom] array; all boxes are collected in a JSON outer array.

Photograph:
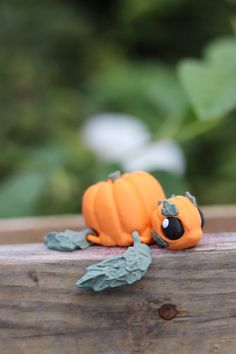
[[83, 170, 165, 247], [45, 170, 205, 291], [82, 171, 204, 250]]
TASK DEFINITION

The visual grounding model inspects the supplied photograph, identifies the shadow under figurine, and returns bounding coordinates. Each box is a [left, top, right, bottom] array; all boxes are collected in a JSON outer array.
[[45, 170, 205, 291]]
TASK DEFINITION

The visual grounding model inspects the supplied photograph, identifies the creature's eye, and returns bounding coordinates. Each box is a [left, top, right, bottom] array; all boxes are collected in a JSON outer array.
[[162, 217, 184, 240], [198, 208, 205, 228]]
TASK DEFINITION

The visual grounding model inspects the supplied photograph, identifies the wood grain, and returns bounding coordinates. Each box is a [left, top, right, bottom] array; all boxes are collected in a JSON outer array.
[[0, 215, 84, 245], [1, 232, 236, 354], [0, 204, 236, 245]]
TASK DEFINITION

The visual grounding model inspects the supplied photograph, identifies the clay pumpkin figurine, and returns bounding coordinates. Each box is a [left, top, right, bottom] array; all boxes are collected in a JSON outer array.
[[45, 170, 205, 291]]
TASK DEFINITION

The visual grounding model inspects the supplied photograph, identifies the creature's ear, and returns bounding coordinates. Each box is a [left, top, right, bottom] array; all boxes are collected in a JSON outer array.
[[158, 200, 179, 217], [185, 191, 197, 206]]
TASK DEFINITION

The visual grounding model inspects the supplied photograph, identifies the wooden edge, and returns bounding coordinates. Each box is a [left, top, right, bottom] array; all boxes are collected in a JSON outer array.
[[202, 205, 236, 233], [1, 233, 236, 354], [0, 214, 84, 244], [0, 205, 235, 245], [0, 232, 235, 263], [202, 204, 236, 217]]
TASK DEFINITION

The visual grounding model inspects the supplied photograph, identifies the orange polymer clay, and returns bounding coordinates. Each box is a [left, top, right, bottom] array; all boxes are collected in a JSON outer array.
[[45, 170, 205, 291], [82, 170, 165, 246], [82, 171, 204, 249], [151, 195, 204, 250]]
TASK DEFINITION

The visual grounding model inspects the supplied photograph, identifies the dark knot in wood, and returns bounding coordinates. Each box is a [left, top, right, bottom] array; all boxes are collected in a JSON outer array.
[[159, 303, 178, 320], [27, 270, 39, 285]]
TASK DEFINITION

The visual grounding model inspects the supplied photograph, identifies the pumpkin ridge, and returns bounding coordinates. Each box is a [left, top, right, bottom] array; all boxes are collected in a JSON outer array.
[[113, 177, 148, 233], [92, 180, 123, 243], [93, 182, 107, 233], [82, 183, 101, 232], [124, 173, 151, 219], [124, 176, 149, 226], [106, 181, 123, 239], [111, 180, 126, 234], [125, 171, 164, 219]]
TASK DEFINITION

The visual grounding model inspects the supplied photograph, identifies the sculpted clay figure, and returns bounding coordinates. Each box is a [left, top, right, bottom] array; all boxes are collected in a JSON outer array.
[[45, 171, 205, 291]]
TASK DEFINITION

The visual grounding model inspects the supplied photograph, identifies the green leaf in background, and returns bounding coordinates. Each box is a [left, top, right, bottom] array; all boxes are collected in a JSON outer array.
[[178, 37, 236, 120], [0, 0, 236, 216], [205, 38, 236, 71], [0, 172, 47, 217], [27, 145, 69, 171], [88, 63, 188, 131]]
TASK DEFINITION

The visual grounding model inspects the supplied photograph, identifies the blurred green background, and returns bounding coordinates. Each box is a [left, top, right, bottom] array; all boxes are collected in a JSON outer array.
[[1, 0, 236, 218]]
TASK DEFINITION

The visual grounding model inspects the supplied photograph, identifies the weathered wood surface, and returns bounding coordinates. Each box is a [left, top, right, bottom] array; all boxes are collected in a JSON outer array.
[[0, 215, 84, 245], [1, 232, 236, 354], [0, 204, 236, 244]]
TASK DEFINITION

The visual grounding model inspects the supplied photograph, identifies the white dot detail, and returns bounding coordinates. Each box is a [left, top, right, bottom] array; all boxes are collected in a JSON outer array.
[[162, 218, 169, 229]]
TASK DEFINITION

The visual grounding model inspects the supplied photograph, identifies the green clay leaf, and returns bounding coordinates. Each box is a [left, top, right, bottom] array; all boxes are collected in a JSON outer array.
[[158, 199, 165, 206], [45, 228, 94, 251], [161, 200, 179, 216], [76, 231, 152, 291], [185, 191, 197, 206]]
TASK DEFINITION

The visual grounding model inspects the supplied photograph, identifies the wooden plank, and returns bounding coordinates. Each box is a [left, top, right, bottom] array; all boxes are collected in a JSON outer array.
[[0, 205, 236, 245], [0, 215, 84, 245], [1, 232, 236, 354], [203, 205, 236, 233]]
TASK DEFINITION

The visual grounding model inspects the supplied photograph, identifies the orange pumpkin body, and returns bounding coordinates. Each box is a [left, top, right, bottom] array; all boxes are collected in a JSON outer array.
[[82, 171, 165, 246]]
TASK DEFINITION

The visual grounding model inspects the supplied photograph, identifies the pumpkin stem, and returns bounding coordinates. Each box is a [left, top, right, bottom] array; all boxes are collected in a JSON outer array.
[[108, 170, 121, 182]]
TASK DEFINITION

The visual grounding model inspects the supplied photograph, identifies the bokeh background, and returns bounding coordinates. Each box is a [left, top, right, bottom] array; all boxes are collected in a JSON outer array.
[[1, 0, 236, 218]]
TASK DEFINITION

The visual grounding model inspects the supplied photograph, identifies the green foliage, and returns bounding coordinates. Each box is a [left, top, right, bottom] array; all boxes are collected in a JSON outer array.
[[160, 200, 179, 217], [45, 229, 93, 251], [76, 231, 152, 291], [0, 172, 47, 217], [0, 0, 236, 217], [178, 38, 236, 120], [151, 170, 188, 196]]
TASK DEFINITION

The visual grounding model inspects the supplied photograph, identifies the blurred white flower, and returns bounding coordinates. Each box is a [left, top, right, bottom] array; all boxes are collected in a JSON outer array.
[[81, 113, 186, 176], [81, 113, 151, 162], [122, 139, 186, 176]]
